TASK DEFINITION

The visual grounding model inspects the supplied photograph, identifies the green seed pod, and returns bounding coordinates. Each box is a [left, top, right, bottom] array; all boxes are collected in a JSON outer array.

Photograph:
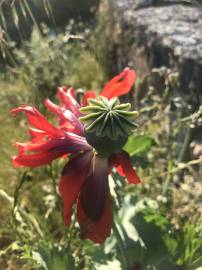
[[80, 96, 138, 156]]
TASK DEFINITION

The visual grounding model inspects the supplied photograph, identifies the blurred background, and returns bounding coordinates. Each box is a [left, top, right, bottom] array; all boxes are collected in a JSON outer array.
[[0, 0, 201, 269]]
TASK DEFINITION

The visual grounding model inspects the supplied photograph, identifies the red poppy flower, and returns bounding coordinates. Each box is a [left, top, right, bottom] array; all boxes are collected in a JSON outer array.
[[11, 67, 141, 244]]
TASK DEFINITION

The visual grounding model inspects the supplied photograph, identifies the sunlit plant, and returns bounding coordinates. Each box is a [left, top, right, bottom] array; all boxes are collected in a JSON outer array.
[[11, 68, 141, 244]]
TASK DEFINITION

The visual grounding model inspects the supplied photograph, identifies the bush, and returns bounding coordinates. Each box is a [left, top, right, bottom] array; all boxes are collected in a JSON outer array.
[[14, 27, 105, 101]]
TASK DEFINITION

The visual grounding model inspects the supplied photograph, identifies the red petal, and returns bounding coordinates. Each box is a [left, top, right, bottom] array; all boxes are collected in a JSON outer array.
[[82, 91, 97, 106], [15, 136, 88, 153], [109, 151, 141, 184], [11, 105, 63, 137], [59, 151, 93, 226], [57, 87, 81, 117], [80, 155, 108, 221], [13, 132, 91, 167], [13, 147, 69, 167], [44, 99, 84, 135], [100, 68, 136, 99], [77, 192, 112, 244], [29, 128, 46, 142]]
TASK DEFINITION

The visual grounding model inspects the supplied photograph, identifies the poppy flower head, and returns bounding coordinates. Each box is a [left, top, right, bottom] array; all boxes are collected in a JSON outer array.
[[11, 67, 141, 244]]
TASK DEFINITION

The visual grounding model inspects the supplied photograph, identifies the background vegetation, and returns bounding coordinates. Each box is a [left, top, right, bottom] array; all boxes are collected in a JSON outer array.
[[0, 0, 201, 269]]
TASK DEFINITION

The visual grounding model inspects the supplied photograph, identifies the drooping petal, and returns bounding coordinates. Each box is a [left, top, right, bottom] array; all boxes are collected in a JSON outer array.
[[11, 105, 63, 137], [15, 136, 89, 153], [59, 151, 93, 226], [80, 155, 108, 221], [44, 99, 66, 122], [109, 151, 141, 184], [77, 192, 112, 244], [64, 131, 90, 147], [13, 131, 91, 168], [28, 128, 46, 142], [100, 68, 136, 99], [13, 147, 69, 167], [13, 133, 91, 168], [57, 87, 81, 117], [62, 110, 84, 135], [82, 91, 97, 106], [44, 99, 84, 135]]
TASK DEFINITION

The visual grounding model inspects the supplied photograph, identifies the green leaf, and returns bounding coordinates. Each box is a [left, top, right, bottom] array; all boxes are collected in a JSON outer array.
[[131, 155, 150, 168], [124, 134, 155, 157], [116, 196, 178, 270], [32, 242, 74, 270], [95, 259, 122, 270], [187, 257, 202, 270]]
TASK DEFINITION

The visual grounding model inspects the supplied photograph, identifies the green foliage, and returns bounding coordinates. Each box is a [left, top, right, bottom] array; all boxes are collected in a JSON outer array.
[[12, 28, 105, 102], [124, 134, 155, 157], [115, 196, 177, 270], [175, 223, 202, 266], [14, 29, 70, 99], [31, 242, 74, 270]]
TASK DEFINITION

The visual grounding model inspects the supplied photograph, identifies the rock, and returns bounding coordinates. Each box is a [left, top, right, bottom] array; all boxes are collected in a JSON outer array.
[[134, 0, 199, 9], [100, 0, 202, 101]]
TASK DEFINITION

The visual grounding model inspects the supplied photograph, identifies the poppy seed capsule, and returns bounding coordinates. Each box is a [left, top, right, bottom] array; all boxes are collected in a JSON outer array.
[[80, 96, 138, 156]]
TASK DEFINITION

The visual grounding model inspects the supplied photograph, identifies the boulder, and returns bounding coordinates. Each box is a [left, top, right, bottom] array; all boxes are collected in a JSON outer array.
[[100, 0, 202, 100]]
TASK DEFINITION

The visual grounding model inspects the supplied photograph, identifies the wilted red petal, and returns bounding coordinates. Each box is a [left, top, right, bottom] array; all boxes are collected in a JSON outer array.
[[44, 99, 62, 116], [109, 151, 141, 184], [11, 105, 63, 137], [80, 155, 108, 221], [13, 132, 91, 167], [100, 68, 136, 99], [57, 87, 81, 117], [15, 136, 89, 153], [28, 128, 46, 142], [59, 151, 93, 226], [44, 99, 84, 135], [82, 91, 97, 106], [62, 110, 84, 134], [77, 192, 112, 244], [13, 147, 70, 167]]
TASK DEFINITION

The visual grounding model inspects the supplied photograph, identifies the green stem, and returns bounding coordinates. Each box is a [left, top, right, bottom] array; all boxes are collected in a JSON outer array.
[[113, 221, 129, 270], [180, 105, 202, 122], [160, 156, 202, 178], [170, 157, 202, 174], [48, 164, 61, 211], [178, 127, 192, 162], [162, 174, 172, 196], [12, 171, 44, 240]]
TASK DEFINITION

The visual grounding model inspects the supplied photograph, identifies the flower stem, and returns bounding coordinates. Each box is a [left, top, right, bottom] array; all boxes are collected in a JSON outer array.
[[178, 126, 192, 162], [48, 164, 61, 211]]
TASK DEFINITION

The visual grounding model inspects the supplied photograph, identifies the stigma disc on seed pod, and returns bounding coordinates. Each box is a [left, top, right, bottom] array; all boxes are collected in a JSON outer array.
[[79, 96, 138, 156]]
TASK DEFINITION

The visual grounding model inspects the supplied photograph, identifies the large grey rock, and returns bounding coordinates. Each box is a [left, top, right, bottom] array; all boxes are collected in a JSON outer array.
[[101, 0, 202, 98]]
